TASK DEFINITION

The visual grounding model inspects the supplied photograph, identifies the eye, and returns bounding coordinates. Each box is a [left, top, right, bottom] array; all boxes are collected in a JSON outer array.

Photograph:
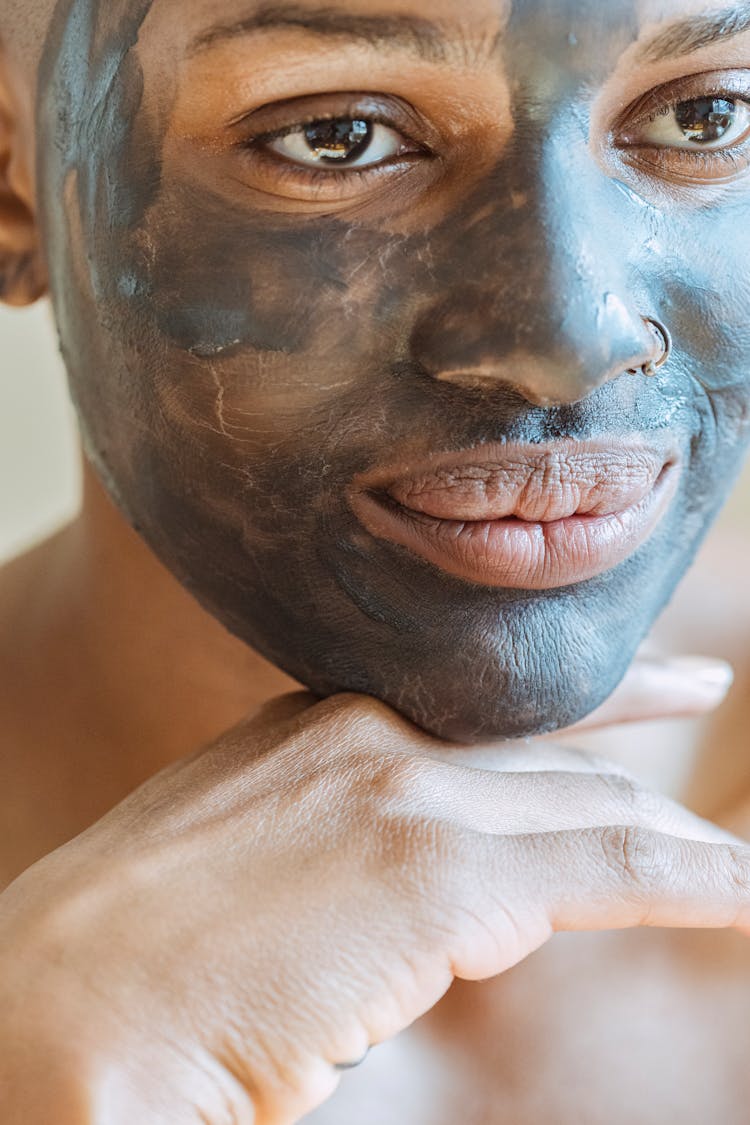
[[616, 72, 750, 183], [230, 93, 438, 205], [630, 94, 750, 151], [263, 117, 412, 170]]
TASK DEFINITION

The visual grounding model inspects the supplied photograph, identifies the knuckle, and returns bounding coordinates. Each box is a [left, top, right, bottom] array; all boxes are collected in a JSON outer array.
[[304, 694, 433, 771], [601, 774, 662, 823], [727, 847, 750, 899], [328, 743, 433, 816], [599, 772, 639, 808], [293, 694, 389, 756], [368, 753, 435, 813], [314, 693, 414, 736], [593, 774, 661, 828], [313, 692, 386, 721], [598, 825, 664, 890]]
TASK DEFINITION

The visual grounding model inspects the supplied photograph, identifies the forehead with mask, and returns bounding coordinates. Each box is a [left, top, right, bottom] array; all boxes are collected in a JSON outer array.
[[8, 0, 750, 740]]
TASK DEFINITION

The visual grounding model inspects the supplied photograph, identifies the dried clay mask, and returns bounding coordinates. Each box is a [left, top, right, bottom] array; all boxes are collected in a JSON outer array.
[[38, 0, 750, 740]]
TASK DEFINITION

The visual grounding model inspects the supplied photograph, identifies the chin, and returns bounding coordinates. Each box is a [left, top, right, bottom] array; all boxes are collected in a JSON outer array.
[[133, 463, 700, 748], [395, 677, 617, 744], [355, 658, 628, 745], [274, 592, 641, 746], [301, 509, 701, 745]]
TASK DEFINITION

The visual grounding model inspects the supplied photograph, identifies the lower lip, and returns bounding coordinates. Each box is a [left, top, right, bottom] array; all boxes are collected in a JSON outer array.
[[350, 463, 681, 591]]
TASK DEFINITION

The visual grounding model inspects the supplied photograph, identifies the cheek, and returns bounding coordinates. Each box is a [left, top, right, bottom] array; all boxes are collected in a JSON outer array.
[[102, 181, 449, 480], [88, 208, 386, 496], [637, 210, 750, 518], [138, 180, 429, 370], [647, 208, 750, 396]]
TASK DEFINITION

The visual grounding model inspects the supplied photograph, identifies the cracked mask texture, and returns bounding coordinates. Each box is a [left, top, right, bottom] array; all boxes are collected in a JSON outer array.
[[37, 0, 750, 741]]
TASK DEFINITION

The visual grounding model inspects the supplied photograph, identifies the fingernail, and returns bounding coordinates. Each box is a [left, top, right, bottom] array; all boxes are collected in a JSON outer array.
[[671, 657, 735, 689]]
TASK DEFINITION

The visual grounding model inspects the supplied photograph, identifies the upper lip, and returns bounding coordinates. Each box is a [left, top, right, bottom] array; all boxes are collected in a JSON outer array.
[[349, 436, 681, 524]]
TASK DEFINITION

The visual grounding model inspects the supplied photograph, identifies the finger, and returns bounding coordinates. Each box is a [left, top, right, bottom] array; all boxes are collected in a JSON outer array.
[[537, 828, 750, 933], [557, 656, 734, 735], [333, 1049, 371, 1072], [424, 740, 627, 775], [453, 829, 750, 981], [420, 762, 744, 845]]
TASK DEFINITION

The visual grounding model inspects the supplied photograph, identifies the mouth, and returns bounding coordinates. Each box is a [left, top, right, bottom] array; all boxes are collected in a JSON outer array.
[[348, 437, 682, 591]]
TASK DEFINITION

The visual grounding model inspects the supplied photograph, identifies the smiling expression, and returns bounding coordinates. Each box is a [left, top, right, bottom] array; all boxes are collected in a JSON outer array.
[[36, 0, 750, 741]]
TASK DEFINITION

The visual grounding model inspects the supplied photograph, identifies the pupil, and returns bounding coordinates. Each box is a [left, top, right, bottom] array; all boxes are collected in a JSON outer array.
[[675, 97, 735, 144], [303, 119, 372, 163]]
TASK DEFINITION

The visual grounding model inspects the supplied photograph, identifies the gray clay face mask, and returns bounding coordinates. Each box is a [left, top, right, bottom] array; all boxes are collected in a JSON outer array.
[[38, 0, 750, 741]]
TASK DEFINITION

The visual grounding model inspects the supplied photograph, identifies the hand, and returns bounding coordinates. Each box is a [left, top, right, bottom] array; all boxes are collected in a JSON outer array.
[[561, 651, 735, 733], [1, 684, 748, 1125]]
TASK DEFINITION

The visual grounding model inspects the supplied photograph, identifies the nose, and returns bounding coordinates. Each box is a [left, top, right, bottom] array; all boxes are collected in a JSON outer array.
[[410, 141, 659, 407]]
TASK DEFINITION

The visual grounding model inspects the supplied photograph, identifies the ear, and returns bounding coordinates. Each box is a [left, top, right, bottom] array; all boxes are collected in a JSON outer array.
[[0, 48, 46, 307]]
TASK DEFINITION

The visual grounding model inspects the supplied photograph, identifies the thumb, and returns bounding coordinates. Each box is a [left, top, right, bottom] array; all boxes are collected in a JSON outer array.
[[557, 655, 734, 735]]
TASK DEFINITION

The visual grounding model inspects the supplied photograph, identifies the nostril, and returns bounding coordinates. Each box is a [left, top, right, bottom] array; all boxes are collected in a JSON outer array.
[[427, 362, 612, 407], [409, 288, 669, 405]]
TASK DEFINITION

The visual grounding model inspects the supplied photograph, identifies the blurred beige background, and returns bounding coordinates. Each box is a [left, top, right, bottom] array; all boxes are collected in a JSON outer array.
[[0, 302, 80, 562], [0, 300, 747, 565]]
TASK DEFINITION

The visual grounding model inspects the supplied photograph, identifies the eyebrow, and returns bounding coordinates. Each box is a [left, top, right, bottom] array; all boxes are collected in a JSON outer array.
[[187, 3, 449, 63], [636, 4, 750, 64], [188, 3, 750, 71]]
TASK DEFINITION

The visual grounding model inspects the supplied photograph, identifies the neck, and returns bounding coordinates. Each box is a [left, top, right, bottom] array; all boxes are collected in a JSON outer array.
[[0, 454, 297, 874], [69, 458, 299, 748]]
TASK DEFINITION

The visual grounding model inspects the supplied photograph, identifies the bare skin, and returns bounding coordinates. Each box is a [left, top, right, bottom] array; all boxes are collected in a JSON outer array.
[[4, 2, 750, 1123], [2, 459, 750, 1125], [0, 460, 298, 886], [0, 459, 743, 886]]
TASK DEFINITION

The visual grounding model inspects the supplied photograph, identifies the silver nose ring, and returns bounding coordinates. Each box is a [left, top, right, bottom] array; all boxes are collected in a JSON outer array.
[[628, 317, 673, 378]]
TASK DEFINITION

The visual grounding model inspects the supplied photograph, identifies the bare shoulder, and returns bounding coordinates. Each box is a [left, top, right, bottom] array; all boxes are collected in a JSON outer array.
[[0, 526, 78, 738], [0, 527, 82, 886]]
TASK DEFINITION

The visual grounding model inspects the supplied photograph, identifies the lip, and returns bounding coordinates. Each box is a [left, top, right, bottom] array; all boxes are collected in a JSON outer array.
[[348, 437, 682, 590]]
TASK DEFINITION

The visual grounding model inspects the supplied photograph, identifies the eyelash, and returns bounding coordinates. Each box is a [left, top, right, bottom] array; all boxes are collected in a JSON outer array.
[[235, 77, 750, 193], [237, 106, 429, 189], [632, 142, 746, 177], [634, 83, 737, 122], [616, 77, 750, 179]]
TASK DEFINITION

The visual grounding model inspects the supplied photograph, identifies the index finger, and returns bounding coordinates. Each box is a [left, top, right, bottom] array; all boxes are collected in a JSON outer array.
[[555, 656, 734, 735]]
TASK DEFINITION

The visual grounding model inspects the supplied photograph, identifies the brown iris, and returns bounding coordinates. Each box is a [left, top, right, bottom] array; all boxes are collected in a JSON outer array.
[[675, 97, 735, 144], [302, 119, 372, 163]]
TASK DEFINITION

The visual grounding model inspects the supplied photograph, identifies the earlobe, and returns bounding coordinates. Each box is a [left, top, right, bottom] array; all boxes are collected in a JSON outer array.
[[0, 53, 47, 307]]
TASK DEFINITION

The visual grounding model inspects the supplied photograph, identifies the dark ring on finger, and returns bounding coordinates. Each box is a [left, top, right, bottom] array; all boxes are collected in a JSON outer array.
[[334, 1048, 370, 1071]]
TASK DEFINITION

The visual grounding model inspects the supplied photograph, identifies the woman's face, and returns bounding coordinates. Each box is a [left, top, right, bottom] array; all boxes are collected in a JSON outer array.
[[37, 0, 750, 740]]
